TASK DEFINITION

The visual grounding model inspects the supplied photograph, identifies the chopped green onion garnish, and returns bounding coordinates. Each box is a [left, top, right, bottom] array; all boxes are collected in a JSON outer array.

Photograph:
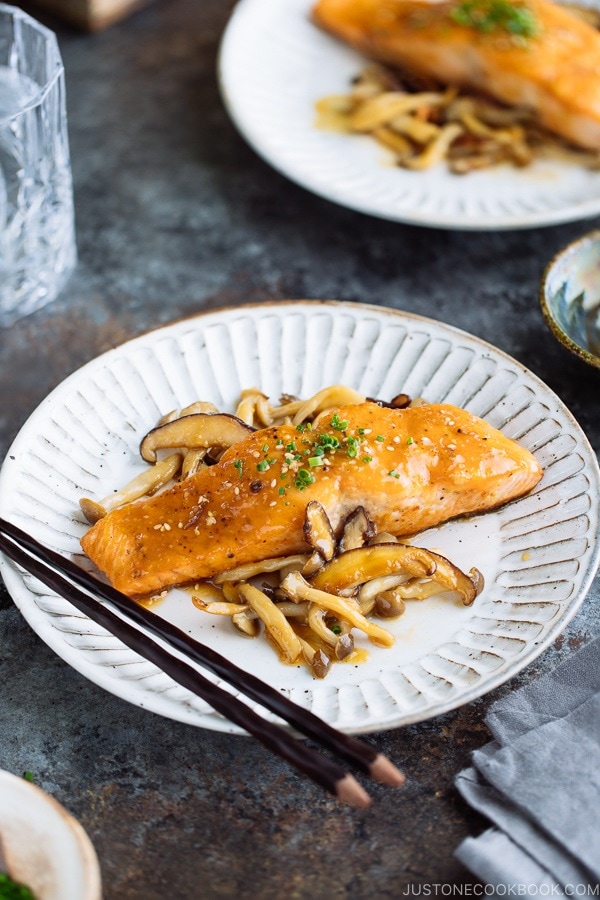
[[319, 433, 340, 450], [450, 0, 538, 37], [295, 469, 315, 490], [330, 413, 348, 431]]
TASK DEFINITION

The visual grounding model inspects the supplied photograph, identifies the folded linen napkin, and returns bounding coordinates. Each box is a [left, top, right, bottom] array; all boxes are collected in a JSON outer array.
[[455, 634, 600, 894]]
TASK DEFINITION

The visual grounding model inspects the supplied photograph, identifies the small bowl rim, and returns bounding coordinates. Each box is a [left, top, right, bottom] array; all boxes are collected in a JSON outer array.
[[0, 769, 102, 900], [539, 229, 600, 370]]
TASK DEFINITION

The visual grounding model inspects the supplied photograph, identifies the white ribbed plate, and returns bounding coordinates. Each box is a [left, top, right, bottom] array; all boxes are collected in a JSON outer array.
[[1, 302, 598, 734], [218, 0, 600, 230]]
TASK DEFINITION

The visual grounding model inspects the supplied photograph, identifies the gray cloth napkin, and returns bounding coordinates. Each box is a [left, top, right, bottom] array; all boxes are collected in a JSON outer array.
[[455, 635, 600, 894]]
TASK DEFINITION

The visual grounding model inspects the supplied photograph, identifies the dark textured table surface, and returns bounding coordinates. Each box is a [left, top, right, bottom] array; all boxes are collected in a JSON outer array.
[[1, 1, 599, 897]]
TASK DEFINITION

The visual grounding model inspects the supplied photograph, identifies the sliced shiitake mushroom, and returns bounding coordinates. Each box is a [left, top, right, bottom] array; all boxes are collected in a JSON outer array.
[[337, 506, 376, 553], [367, 532, 399, 545], [366, 393, 412, 409], [309, 543, 437, 595], [302, 550, 325, 578], [425, 551, 484, 606], [140, 413, 255, 464], [303, 500, 336, 561]]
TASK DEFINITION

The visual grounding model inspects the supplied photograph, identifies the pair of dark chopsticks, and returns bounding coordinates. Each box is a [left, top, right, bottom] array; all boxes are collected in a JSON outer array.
[[0, 517, 405, 807]]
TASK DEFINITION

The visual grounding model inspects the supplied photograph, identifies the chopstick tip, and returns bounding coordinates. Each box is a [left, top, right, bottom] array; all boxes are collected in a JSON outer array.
[[368, 753, 406, 787], [336, 774, 372, 809]]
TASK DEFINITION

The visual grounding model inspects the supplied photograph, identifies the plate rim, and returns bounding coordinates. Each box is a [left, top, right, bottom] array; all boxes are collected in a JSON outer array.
[[1, 299, 599, 735]]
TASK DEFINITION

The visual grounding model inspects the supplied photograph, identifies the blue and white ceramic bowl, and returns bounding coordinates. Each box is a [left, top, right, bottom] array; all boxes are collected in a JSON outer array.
[[541, 230, 600, 369]]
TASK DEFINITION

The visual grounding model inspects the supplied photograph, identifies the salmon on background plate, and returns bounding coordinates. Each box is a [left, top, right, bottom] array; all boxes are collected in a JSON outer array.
[[81, 402, 543, 598], [312, 0, 600, 151]]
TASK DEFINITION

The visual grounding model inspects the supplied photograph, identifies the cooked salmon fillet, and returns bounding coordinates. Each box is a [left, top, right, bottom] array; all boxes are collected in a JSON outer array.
[[80, 402, 542, 597], [312, 0, 600, 150]]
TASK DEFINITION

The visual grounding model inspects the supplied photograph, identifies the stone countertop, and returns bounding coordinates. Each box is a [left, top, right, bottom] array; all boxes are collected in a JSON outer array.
[[1, 0, 599, 896]]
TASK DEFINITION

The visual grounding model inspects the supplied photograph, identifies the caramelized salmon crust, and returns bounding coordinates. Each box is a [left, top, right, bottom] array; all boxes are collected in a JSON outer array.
[[80, 402, 542, 597], [312, 0, 600, 151]]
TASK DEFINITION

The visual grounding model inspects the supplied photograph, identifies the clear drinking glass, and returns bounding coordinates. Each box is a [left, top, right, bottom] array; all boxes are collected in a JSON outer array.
[[0, 4, 76, 327]]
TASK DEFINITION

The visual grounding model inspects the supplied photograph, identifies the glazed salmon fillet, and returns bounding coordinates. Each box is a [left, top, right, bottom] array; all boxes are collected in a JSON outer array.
[[312, 0, 600, 150], [80, 403, 542, 597]]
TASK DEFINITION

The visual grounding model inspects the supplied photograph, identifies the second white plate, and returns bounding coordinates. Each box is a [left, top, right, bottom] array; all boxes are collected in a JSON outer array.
[[1, 302, 598, 734], [218, 0, 600, 230]]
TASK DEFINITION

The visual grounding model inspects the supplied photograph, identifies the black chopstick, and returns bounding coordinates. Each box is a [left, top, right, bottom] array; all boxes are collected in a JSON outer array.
[[0, 527, 368, 807], [0, 518, 405, 803]]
